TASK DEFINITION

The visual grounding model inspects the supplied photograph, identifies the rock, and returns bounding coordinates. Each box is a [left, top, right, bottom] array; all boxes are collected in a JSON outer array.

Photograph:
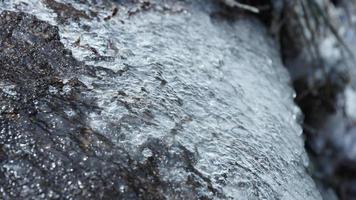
[[0, 0, 321, 199], [43, 0, 90, 23]]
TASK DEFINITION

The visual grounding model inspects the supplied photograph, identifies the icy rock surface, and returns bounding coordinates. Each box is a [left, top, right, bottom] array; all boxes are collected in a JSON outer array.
[[0, 0, 321, 199]]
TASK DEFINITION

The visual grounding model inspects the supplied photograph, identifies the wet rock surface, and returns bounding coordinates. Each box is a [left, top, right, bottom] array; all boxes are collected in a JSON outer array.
[[0, 0, 321, 199]]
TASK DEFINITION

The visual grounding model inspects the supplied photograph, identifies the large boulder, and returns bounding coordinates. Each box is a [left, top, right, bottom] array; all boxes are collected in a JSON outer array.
[[0, 0, 321, 199]]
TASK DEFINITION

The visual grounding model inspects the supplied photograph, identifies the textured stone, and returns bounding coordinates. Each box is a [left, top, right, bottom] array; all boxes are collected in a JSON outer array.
[[0, 0, 321, 199]]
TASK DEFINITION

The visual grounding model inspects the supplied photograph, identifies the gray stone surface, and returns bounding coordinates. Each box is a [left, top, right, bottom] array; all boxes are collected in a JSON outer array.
[[0, 0, 321, 199]]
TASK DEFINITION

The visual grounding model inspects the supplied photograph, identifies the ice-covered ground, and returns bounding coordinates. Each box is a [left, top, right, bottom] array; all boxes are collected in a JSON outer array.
[[0, 0, 321, 199]]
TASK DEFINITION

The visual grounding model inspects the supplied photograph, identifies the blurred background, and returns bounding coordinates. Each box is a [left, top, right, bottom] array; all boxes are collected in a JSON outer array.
[[232, 0, 356, 199]]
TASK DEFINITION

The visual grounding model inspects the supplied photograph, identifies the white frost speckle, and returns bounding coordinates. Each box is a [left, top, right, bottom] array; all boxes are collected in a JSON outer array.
[[142, 148, 153, 158], [345, 86, 356, 120]]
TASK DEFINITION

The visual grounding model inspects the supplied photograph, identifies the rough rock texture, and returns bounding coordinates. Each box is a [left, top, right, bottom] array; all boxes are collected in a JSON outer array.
[[0, 0, 321, 199]]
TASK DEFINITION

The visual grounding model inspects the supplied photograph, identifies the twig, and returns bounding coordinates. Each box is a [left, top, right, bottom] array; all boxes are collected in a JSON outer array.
[[222, 0, 259, 13], [306, 0, 355, 60]]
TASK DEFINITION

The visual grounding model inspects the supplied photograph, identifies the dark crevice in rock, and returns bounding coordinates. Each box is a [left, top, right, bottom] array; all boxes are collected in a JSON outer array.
[[43, 0, 90, 23], [293, 71, 353, 199]]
